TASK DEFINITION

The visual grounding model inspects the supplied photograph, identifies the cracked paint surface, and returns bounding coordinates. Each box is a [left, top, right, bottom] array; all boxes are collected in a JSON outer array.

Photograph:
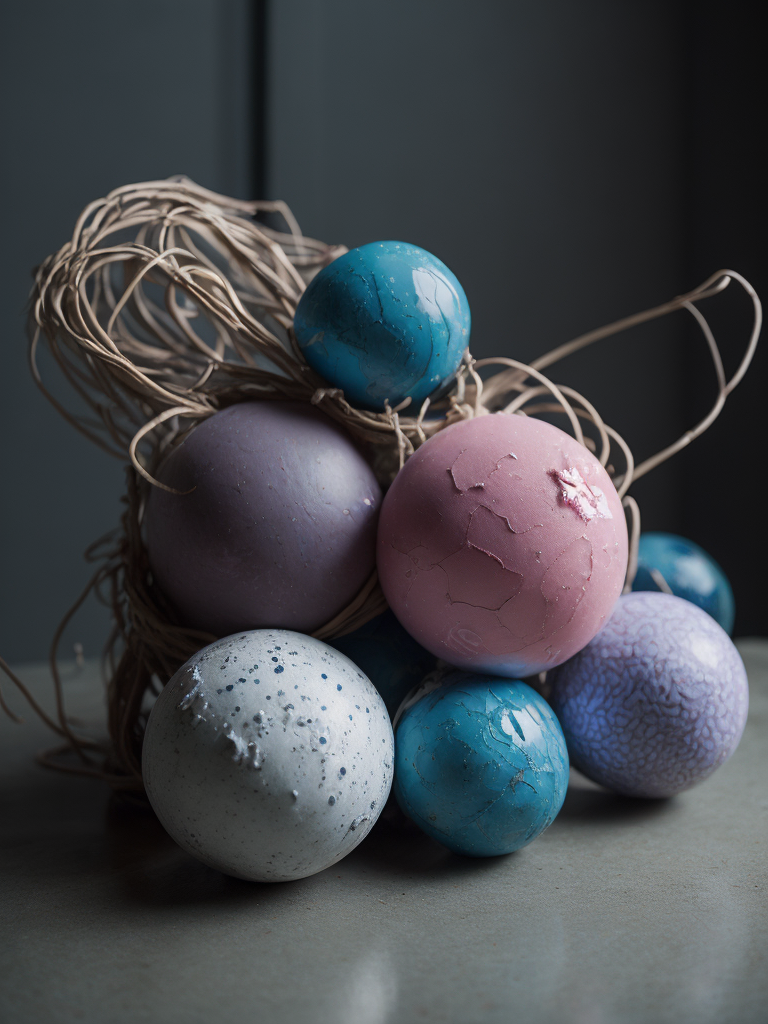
[[393, 674, 569, 856], [377, 412, 628, 675], [549, 592, 748, 797], [293, 241, 470, 411], [143, 630, 394, 882], [552, 467, 613, 521]]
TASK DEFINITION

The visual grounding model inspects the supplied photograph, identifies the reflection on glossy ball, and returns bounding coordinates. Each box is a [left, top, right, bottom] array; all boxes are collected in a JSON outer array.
[[294, 241, 470, 411], [632, 531, 735, 634], [394, 674, 569, 856], [549, 592, 748, 798]]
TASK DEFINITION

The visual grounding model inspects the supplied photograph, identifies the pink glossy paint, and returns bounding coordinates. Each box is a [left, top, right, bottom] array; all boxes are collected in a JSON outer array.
[[377, 413, 628, 676]]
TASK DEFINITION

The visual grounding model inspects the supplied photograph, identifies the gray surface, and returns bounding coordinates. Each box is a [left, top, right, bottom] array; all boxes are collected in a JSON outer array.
[[1, 641, 766, 1024]]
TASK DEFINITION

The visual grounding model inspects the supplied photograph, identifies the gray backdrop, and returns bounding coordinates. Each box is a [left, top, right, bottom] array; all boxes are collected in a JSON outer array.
[[1, 0, 254, 663], [1, 1, 763, 664]]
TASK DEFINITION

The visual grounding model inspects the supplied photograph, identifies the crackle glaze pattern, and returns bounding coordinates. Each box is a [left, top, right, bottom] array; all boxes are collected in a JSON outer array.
[[549, 592, 749, 797], [144, 401, 381, 636], [394, 674, 569, 856], [377, 413, 627, 675], [294, 241, 470, 411], [142, 630, 394, 882]]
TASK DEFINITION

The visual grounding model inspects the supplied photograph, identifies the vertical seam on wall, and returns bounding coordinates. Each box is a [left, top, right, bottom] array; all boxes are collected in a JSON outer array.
[[253, 0, 268, 198]]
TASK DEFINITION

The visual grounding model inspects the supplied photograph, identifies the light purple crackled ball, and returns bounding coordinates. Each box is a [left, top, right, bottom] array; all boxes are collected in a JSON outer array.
[[549, 591, 748, 797]]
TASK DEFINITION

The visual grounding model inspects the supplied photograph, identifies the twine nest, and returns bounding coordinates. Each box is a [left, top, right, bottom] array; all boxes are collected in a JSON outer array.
[[0, 176, 760, 792]]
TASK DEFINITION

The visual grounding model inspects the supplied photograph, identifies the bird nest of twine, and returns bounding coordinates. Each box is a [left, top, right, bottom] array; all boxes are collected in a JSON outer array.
[[0, 176, 761, 793]]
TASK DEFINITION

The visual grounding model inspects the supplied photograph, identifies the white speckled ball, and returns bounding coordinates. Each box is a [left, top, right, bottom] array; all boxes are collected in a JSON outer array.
[[142, 630, 394, 881]]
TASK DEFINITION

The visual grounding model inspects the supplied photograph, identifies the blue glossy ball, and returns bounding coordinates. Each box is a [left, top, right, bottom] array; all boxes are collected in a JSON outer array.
[[329, 610, 436, 719], [293, 241, 471, 411], [632, 532, 735, 634], [394, 674, 569, 857]]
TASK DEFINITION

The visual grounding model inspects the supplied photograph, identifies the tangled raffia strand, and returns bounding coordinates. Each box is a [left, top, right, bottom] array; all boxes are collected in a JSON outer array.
[[0, 176, 761, 791]]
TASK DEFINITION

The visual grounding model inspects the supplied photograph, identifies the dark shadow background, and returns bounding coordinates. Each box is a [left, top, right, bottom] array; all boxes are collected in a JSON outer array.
[[1, 0, 765, 663]]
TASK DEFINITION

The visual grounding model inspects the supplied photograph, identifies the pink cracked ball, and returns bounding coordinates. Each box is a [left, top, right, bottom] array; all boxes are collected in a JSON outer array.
[[377, 412, 627, 675]]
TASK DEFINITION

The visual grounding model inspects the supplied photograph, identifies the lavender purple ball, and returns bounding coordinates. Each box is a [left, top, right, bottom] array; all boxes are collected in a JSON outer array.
[[549, 592, 748, 798], [144, 401, 381, 637]]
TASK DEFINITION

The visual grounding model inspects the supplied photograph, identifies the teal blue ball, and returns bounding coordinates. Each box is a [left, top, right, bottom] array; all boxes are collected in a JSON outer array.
[[293, 241, 470, 411], [632, 532, 735, 634], [394, 674, 569, 857]]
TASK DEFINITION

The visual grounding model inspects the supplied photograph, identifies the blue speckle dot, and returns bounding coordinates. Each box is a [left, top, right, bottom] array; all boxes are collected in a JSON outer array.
[[226, 684, 234, 691], [340, 767, 346, 776], [238, 678, 246, 683], [321, 705, 327, 711], [275, 646, 282, 650], [366, 707, 370, 713], [337, 684, 342, 691], [217, 689, 223, 694], [272, 657, 279, 663], [349, 715, 353, 721], [274, 665, 284, 674], [254, 679, 260, 684], [328, 796, 336, 805], [319, 737, 327, 745], [321, 673, 327, 679]]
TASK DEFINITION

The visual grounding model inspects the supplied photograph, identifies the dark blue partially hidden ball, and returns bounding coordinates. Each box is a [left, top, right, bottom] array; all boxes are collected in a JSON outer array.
[[328, 610, 436, 719], [394, 674, 569, 857], [294, 241, 470, 411], [632, 532, 735, 634]]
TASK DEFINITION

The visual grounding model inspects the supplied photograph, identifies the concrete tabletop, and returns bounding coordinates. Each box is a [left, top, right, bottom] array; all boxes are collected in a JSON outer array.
[[1, 641, 766, 1024]]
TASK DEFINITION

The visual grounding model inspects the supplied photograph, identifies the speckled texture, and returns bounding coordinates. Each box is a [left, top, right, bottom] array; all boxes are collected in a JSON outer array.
[[142, 630, 394, 882], [549, 592, 749, 797], [144, 401, 381, 636], [377, 413, 627, 675], [394, 674, 569, 856], [329, 609, 437, 718], [632, 531, 735, 634], [293, 241, 470, 411]]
